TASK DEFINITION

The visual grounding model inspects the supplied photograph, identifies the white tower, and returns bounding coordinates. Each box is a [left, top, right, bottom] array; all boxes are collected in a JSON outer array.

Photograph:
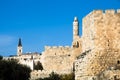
[[73, 17, 79, 40], [17, 38, 22, 56]]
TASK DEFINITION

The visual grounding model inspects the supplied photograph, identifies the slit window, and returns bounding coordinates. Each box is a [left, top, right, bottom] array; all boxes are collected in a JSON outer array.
[[117, 60, 120, 64]]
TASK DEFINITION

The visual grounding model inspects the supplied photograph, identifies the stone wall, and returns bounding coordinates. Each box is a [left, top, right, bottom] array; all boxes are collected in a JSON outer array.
[[82, 9, 120, 52], [30, 70, 50, 80], [41, 46, 74, 74], [99, 65, 120, 80], [75, 9, 120, 80]]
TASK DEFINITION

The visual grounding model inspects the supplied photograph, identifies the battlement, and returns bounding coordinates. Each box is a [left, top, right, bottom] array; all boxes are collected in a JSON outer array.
[[84, 9, 120, 19], [93, 9, 120, 14], [43, 45, 72, 56], [45, 46, 71, 50]]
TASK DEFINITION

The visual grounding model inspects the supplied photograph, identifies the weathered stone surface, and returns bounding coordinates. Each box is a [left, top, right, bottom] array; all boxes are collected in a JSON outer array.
[[75, 9, 120, 80]]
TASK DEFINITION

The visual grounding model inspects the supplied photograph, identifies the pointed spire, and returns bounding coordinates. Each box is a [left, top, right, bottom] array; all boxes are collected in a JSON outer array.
[[18, 38, 22, 46]]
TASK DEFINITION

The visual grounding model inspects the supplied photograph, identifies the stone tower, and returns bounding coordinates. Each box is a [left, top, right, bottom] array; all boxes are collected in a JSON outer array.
[[72, 17, 81, 48], [72, 17, 82, 57], [73, 17, 79, 40], [17, 38, 22, 56]]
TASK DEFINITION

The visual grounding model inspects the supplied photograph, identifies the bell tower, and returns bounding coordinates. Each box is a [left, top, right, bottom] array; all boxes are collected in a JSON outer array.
[[73, 17, 79, 40], [17, 38, 22, 56]]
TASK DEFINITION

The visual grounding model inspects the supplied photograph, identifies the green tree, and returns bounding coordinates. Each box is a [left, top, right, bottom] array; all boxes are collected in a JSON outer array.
[[34, 61, 43, 71], [37, 72, 60, 80], [49, 72, 60, 80], [37, 72, 75, 80], [0, 59, 31, 80], [60, 73, 75, 80], [0, 55, 3, 60]]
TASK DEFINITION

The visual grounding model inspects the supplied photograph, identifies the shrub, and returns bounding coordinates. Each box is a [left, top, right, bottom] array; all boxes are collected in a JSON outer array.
[[34, 61, 43, 71], [37, 72, 75, 80], [0, 59, 31, 80]]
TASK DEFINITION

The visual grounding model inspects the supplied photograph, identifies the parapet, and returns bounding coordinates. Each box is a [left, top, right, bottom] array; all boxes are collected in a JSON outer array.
[[65, 46, 70, 48], [45, 46, 58, 50], [45, 46, 71, 50], [83, 9, 120, 23], [105, 9, 115, 14], [117, 9, 120, 13], [93, 10, 103, 14], [84, 9, 120, 18], [45, 46, 52, 50]]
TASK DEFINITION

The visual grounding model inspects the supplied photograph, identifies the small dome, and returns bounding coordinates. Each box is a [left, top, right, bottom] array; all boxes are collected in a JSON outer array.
[[74, 17, 78, 21]]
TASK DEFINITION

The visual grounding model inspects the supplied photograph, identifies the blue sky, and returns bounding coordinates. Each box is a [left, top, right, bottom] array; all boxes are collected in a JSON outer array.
[[0, 0, 120, 56]]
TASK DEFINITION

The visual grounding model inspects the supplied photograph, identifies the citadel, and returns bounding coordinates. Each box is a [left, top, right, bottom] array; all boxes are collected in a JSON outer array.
[[4, 9, 120, 80]]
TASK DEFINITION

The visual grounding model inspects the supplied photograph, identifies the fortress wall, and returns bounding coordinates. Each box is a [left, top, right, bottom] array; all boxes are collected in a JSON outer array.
[[94, 9, 120, 50], [41, 46, 73, 74], [75, 9, 120, 80], [82, 9, 120, 52], [19, 59, 34, 70], [43, 46, 71, 56], [72, 37, 82, 58], [75, 48, 120, 80], [30, 70, 50, 80], [99, 69, 120, 79], [43, 55, 73, 74], [82, 10, 97, 52]]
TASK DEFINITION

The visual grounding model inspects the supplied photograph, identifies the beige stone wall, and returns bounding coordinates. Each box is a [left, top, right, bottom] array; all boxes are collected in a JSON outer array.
[[100, 70, 120, 80], [41, 46, 74, 74], [82, 9, 120, 51], [99, 65, 120, 80], [75, 9, 120, 80], [72, 36, 82, 58], [39, 17, 82, 75], [82, 11, 96, 52], [30, 70, 50, 80]]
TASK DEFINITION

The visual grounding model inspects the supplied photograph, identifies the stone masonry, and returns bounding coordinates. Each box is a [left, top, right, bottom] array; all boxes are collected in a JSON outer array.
[[4, 9, 120, 80], [6, 17, 82, 79], [75, 9, 120, 80]]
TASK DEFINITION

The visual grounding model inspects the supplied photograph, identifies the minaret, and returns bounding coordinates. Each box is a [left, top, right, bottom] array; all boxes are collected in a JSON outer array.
[[73, 17, 79, 40], [17, 38, 22, 56]]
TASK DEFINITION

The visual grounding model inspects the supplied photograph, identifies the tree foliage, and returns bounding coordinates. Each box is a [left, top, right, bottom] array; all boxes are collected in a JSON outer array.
[[0, 55, 3, 60], [37, 72, 75, 80], [60, 73, 74, 80], [34, 61, 43, 71], [0, 59, 31, 80]]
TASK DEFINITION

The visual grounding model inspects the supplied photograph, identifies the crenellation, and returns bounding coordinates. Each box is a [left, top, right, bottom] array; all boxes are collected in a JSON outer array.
[[45, 46, 71, 51], [52, 46, 57, 48], [105, 9, 115, 14], [65, 46, 70, 48], [45, 46, 51, 50], [93, 10, 103, 14], [117, 9, 120, 13]]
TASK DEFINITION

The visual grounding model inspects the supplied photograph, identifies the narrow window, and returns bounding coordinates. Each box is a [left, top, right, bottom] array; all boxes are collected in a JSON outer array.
[[19, 50, 21, 52], [117, 60, 120, 64]]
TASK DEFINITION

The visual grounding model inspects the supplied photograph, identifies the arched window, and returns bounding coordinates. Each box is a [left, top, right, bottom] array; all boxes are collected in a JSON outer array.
[[117, 60, 120, 64], [76, 41, 79, 48], [19, 50, 21, 52]]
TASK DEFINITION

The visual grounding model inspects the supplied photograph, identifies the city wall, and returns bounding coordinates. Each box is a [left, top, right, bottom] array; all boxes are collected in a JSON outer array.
[[75, 9, 120, 80]]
